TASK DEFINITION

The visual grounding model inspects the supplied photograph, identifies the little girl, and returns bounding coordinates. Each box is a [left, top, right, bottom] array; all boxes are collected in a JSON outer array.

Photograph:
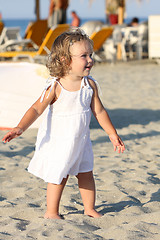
[[2, 28, 125, 219]]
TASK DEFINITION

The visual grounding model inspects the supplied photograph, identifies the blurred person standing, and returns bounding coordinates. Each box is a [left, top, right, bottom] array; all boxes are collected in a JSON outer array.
[[0, 12, 4, 34], [48, 0, 69, 28], [71, 11, 81, 27]]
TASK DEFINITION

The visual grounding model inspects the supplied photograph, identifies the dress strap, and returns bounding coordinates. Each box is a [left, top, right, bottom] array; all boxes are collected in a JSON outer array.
[[85, 76, 102, 95], [40, 76, 58, 102]]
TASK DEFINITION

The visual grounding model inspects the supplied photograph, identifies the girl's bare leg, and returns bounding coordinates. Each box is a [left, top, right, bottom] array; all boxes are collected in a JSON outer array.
[[77, 171, 102, 218], [44, 177, 68, 219]]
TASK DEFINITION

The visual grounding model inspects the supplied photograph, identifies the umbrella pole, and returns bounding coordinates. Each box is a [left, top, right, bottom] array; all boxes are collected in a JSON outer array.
[[117, 0, 125, 60], [35, 0, 40, 20]]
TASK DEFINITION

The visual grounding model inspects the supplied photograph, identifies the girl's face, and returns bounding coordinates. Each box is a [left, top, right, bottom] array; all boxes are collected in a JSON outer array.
[[69, 40, 93, 78]]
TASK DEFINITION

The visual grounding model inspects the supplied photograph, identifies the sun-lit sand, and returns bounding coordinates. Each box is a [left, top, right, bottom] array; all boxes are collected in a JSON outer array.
[[0, 59, 160, 239]]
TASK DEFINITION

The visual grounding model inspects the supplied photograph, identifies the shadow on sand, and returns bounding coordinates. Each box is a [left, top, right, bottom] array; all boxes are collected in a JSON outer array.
[[90, 108, 160, 143], [90, 108, 160, 130]]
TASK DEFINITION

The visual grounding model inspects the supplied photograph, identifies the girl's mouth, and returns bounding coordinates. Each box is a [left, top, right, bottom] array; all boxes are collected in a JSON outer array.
[[85, 65, 92, 70]]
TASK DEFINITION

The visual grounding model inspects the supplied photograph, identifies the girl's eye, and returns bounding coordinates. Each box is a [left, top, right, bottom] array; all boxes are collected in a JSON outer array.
[[81, 54, 93, 58]]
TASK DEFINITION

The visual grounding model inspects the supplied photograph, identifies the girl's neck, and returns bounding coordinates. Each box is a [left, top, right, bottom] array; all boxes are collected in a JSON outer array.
[[61, 74, 83, 83], [59, 75, 84, 92]]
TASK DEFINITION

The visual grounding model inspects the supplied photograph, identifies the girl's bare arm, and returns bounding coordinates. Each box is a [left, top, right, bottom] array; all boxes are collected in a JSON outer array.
[[2, 84, 56, 143], [90, 80, 125, 153]]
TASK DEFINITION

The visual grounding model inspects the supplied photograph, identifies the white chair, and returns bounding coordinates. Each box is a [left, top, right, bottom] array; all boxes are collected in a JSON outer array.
[[121, 26, 138, 61], [136, 22, 148, 59], [121, 22, 148, 61], [103, 24, 126, 62], [0, 27, 21, 44], [0, 27, 32, 51]]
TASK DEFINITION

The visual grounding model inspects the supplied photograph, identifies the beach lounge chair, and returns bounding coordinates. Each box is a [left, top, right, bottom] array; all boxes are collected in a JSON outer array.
[[0, 27, 31, 51], [0, 24, 70, 62], [24, 19, 48, 48], [0, 27, 21, 44], [80, 20, 104, 36], [89, 27, 113, 62]]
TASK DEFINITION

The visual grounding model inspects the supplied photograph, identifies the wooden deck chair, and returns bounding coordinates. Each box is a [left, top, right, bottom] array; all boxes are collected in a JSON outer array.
[[24, 19, 48, 47], [0, 24, 70, 61]]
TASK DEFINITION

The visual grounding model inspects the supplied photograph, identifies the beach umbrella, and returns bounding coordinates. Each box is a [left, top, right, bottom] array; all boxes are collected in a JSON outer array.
[[89, 0, 147, 24], [107, 0, 144, 24]]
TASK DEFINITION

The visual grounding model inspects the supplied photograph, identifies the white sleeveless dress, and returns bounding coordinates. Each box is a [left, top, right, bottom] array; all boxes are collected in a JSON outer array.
[[28, 76, 94, 184]]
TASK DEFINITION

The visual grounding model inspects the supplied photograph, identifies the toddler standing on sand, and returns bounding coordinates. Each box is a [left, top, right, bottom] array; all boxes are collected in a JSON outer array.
[[2, 28, 125, 219]]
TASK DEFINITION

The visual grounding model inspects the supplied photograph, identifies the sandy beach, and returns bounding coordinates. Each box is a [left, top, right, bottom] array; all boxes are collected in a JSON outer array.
[[0, 59, 160, 239]]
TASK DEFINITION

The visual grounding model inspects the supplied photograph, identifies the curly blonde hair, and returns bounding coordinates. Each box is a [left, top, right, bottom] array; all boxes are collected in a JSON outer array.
[[46, 28, 93, 78]]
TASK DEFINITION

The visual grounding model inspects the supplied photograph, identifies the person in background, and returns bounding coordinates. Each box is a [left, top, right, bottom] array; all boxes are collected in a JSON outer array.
[[128, 17, 139, 27], [71, 11, 81, 27], [0, 12, 2, 21], [0, 12, 4, 34], [48, 0, 69, 28]]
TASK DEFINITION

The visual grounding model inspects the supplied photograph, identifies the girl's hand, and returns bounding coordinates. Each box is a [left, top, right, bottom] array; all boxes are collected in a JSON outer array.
[[109, 133, 125, 153], [2, 127, 23, 143]]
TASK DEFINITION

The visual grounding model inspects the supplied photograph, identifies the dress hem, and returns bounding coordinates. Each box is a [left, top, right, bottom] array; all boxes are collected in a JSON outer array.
[[28, 167, 93, 185]]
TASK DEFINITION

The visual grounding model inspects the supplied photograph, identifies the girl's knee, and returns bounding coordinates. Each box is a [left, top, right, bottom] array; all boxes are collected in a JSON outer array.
[[76, 171, 93, 180]]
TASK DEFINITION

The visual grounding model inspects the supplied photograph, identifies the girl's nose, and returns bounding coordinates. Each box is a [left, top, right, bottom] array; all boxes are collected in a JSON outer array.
[[88, 55, 93, 63]]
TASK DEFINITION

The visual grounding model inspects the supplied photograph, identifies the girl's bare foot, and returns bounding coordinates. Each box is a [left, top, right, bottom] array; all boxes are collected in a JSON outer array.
[[84, 209, 102, 218], [44, 212, 62, 219]]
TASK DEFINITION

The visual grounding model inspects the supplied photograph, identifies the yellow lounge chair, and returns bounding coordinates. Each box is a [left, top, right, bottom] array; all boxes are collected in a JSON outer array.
[[90, 27, 113, 52], [0, 24, 70, 61], [89, 27, 113, 62], [24, 19, 48, 47]]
